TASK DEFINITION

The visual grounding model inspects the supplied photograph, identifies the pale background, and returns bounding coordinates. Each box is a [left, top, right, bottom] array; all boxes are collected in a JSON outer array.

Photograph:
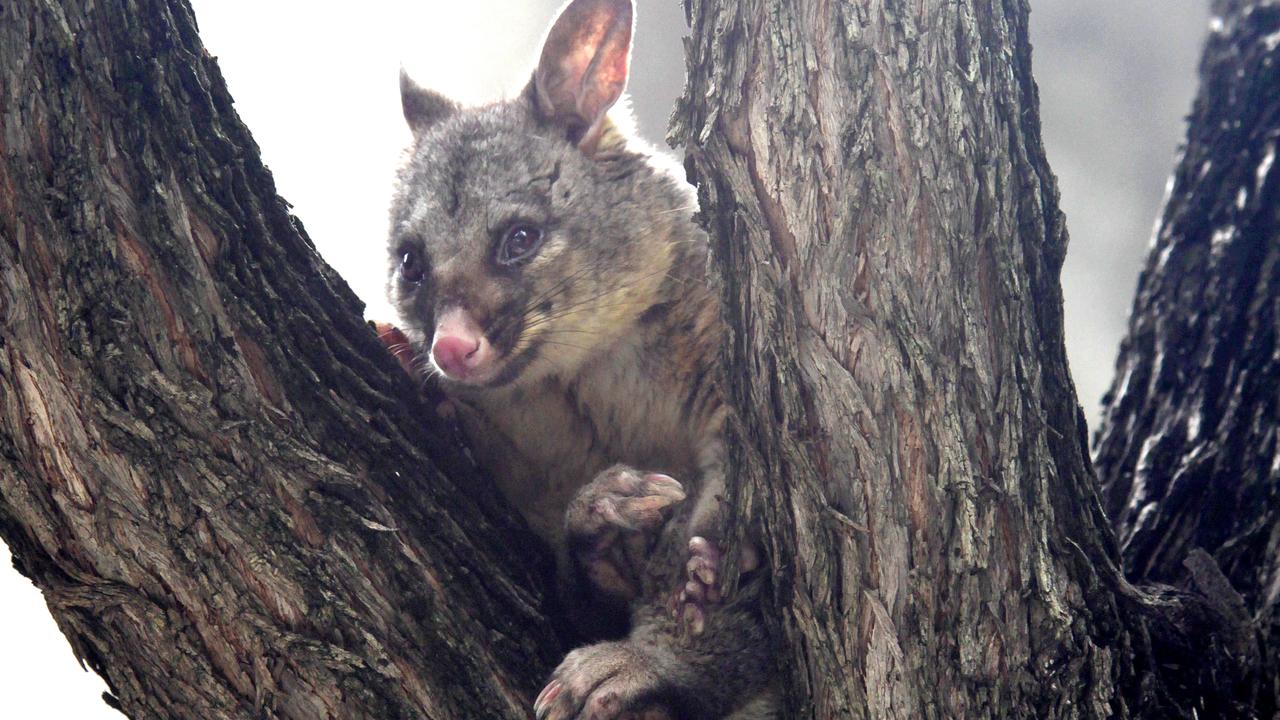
[[0, 1, 1209, 716]]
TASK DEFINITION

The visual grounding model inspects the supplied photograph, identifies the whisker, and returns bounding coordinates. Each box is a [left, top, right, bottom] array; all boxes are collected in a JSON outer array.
[[534, 339, 592, 352], [534, 266, 677, 313]]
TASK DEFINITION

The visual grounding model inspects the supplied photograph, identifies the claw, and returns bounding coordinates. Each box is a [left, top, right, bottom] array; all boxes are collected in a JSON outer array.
[[534, 679, 562, 719], [642, 473, 687, 502]]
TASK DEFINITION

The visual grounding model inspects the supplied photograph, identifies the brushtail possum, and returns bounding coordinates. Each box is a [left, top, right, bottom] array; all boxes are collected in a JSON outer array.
[[384, 1, 776, 717]]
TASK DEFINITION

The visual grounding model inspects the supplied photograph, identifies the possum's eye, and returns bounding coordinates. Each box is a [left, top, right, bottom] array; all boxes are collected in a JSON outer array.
[[497, 224, 544, 266], [399, 245, 425, 284]]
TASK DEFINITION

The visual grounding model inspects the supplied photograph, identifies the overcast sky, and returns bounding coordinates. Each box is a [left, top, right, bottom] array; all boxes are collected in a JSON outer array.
[[0, 1, 1207, 715]]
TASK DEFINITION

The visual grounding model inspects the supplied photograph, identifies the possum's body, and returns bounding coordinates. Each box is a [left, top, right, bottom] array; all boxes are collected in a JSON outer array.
[[385, 1, 775, 716], [448, 179, 724, 553]]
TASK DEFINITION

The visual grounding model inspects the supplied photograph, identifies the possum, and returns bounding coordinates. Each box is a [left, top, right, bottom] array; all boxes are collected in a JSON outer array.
[[384, 1, 776, 717]]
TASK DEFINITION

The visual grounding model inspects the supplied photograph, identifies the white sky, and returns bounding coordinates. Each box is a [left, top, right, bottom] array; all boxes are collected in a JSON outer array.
[[0, 1, 1206, 717]]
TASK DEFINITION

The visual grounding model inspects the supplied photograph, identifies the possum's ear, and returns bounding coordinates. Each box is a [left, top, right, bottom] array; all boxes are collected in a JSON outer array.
[[531, 0, 633, 153], [400, 69, 457, 137]]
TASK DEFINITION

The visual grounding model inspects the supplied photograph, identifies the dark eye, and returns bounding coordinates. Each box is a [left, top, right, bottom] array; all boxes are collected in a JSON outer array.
[[399, 245, 425, 284], [497, 224, 544, 266]]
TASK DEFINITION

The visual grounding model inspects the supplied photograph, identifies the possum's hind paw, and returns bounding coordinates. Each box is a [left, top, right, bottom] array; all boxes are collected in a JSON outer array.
[[534, 642, 675, 720], [670, 536, 760, 636], [669, 536, 721, 636]]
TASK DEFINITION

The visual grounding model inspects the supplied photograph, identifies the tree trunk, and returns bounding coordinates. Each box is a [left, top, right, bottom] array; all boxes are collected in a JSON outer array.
[[672, 0, 1267, 717], [0, 2, 561, 718], [1094, 0, 1280, 712], [3, 0, 1277, 718]]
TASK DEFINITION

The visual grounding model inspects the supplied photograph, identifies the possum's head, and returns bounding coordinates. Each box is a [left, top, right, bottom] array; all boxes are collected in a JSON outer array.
[[388, 0, 690, 391]]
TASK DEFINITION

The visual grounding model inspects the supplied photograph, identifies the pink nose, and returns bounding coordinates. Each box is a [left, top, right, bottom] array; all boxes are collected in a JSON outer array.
[[432, 335, 482, 377], [430, 309, 494, 382]]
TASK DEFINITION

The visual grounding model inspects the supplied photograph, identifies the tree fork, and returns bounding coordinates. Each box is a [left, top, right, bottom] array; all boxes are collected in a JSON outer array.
[[0, 2, 560, 718]]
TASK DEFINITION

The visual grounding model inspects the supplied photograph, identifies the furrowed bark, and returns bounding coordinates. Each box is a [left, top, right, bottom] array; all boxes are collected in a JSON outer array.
[[1095, 0, 1280, 712], [673, 0, 1266, 717], [0, 2, 559, 718], [4, 0, 1278, 718]]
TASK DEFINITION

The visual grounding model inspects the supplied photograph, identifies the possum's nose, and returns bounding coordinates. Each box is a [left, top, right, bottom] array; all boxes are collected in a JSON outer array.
[[430, 308, 494, 382]]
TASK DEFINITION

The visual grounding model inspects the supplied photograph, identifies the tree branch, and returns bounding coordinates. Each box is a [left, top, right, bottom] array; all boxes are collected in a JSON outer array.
[[674, 0, 1268, 717], [0, 2, 559, 717]]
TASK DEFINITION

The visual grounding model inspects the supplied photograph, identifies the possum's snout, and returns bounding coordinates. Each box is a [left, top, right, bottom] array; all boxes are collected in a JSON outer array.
[[430, 307, 497, 383]]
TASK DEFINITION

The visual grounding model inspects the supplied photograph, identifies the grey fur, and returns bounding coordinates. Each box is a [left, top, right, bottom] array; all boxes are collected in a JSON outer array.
[[400, 69, 458, 137], [385, 1, 777, 717]]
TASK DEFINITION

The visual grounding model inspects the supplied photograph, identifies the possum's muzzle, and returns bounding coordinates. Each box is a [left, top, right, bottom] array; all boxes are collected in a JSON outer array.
[[429, 307, 498, 384]]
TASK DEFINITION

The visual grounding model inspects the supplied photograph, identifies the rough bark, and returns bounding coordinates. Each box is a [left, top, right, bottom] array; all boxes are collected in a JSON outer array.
[[1094, 0, 1280, 711], [3, 0, 1277, 718], [0, 2, 561, 718], [672, 0, 1266, 718]]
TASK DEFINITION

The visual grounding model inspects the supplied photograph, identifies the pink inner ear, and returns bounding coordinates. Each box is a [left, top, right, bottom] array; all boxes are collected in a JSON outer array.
[[576, 16, 630, 122], [535, 0, 633, 134]]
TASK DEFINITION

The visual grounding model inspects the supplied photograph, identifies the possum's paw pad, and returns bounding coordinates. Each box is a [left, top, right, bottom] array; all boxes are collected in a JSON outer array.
[[669, 536, 722, 636], [669, 537, 760, 636], [534, 642, 674, 720], [566, 468, 686, 541]]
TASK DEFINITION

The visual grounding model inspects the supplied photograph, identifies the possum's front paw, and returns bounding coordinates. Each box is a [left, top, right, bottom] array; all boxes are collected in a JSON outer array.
[[374, 322, 417, 377], [534, 642, 675, 720], [567, 466, 686, 538], [567, 465, 686, 599]]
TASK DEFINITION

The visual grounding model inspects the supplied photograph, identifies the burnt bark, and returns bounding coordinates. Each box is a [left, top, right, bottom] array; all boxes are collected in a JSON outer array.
[[0, 2, 560, 718], [1094, 0, 1280, 710], [672, 0, 1269, 718]]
